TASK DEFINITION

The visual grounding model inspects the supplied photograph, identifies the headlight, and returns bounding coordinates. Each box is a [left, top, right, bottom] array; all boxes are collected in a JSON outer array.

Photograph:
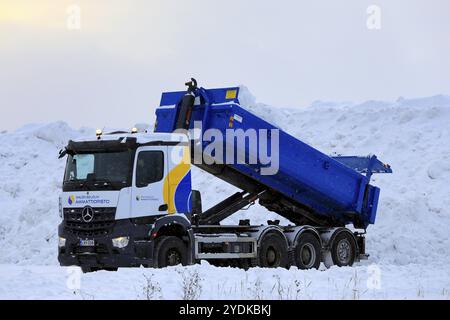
[[58, 237, 66, 247], [112, 236, 129, 248]]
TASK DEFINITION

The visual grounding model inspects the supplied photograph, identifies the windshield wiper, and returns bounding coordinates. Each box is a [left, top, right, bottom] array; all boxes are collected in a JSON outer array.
[[85, 178, 125, 190], [63, 178, 125, 191], [64, 180, 88, 190], [90, 178, 112, 186]]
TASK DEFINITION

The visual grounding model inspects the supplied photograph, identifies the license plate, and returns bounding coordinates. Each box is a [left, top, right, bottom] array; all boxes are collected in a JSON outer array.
[[79, 239, 95, 247]]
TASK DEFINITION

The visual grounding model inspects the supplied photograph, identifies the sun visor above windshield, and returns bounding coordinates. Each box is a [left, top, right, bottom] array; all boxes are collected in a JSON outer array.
[[66, 138, 138, 154]]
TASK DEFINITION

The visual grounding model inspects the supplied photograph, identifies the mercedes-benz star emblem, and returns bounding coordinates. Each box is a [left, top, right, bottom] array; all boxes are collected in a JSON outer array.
[[82, 206, 94, 223]]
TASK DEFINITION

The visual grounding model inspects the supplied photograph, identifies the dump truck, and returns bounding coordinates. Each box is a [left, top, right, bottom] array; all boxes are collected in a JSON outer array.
[[58, 79, 392, 272]]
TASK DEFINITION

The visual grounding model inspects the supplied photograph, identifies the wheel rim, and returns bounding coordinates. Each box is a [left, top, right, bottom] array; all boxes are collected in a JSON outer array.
[[266, 246, 279, 267], [299, 243, 316, 268], [337, 239, 352, 265], [166, 249, 182, 266]]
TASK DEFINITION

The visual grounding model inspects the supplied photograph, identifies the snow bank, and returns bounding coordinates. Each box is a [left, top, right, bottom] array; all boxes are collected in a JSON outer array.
[[0, 262, 449, 299], [14, 122, 90, 148], [0, 123, 91, 264], [0, 93, 449, 273]]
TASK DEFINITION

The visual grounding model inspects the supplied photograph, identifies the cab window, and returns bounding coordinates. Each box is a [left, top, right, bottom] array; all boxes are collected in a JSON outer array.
[[136, 151, 164, 188]]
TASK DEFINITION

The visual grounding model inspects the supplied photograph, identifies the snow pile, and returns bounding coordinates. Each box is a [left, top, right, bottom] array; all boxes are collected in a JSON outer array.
[[0, 122, 92, 264], [0, 92, 449, 298]]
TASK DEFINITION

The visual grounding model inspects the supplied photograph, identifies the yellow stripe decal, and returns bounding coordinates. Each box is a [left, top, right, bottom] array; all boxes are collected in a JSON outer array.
[[163, 146, 191, 214]]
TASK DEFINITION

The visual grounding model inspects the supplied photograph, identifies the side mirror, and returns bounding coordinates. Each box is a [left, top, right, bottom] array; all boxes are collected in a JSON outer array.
[[58, 148, 67, 159], [191, 190, 202, 214]]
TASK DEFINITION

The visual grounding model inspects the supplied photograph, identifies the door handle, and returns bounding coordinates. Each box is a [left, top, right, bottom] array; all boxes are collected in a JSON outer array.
[[158, 204, 168, 212]]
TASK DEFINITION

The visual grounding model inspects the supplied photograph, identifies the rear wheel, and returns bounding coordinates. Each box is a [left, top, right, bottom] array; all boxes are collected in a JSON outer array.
[[156, 236, 188, 268], [330, 232, 357, 267], [257, 233, 289, 268], [293, 233, 321, 269]]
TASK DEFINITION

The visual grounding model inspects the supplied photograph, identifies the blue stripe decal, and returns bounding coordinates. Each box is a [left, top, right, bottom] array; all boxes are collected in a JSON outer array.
[[174, 170, 192, 213]]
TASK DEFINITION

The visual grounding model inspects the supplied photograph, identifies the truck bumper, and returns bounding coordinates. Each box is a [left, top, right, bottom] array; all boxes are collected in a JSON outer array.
[[58, 219, 155, 269]]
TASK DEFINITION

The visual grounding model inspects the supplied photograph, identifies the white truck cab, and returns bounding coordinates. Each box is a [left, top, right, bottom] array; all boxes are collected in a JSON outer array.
[[58, 131, 197, 271]]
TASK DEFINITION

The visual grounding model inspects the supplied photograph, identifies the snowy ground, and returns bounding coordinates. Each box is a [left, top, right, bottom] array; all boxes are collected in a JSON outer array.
[[0, 91, 449, 299], [0, 262, 449, 300]]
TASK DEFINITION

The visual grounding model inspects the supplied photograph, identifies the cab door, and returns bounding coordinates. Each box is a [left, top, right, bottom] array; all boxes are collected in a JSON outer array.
[[131, 146, 168, 218]]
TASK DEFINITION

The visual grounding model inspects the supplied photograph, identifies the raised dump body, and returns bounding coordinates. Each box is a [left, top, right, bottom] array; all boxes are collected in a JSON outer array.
[[155, 85, 391, 229]]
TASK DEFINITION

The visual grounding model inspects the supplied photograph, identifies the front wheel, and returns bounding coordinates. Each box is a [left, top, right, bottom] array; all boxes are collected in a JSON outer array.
[[155, 236, 188, 268]]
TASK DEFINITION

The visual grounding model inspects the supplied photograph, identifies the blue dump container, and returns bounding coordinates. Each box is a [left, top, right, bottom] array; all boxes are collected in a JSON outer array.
[[155, 87, 391, 229]]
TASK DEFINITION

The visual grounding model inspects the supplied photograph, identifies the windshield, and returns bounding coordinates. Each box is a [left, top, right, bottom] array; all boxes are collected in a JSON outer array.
[[63, 151, 134, 191]]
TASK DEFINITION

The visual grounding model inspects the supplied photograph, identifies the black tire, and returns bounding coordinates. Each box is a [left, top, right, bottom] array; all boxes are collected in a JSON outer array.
[[293, 233, 321, 269], [155, 236, 188, 268], [257, 232, 289, 268], [239, 259, 251, 270], [331, 232, 357, 267], [103, 267, 118, 272], [81, 266, 117, 273], [81, 266, 98, 273]]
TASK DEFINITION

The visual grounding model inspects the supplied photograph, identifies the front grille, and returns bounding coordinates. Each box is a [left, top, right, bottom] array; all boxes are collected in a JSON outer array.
[[72, 244, 109, 254], [64, 207, 116, 237]]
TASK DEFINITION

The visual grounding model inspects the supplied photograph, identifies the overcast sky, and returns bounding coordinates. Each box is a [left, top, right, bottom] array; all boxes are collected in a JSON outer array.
[[1, 0, 449, 130]]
